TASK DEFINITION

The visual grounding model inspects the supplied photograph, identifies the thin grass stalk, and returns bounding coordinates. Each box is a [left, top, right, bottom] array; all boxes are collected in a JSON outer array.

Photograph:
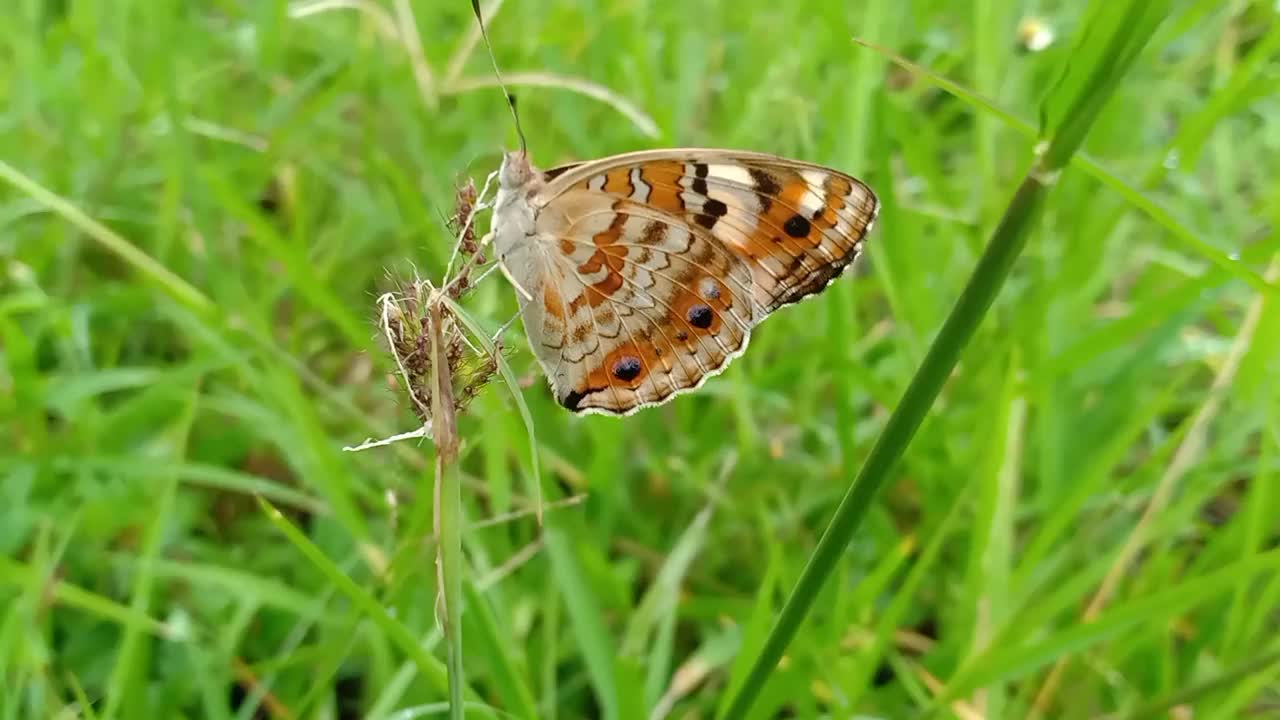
[[429, 299, 466, 719], [256, 497, 453, 695]]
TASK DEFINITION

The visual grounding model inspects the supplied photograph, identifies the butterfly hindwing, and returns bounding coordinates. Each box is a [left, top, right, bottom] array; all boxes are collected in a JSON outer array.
[[526, 189, 756, 414]]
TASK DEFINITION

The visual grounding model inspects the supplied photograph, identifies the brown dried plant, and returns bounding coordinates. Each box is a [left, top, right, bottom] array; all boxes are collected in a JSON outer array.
[[344, 172, 508, 452]]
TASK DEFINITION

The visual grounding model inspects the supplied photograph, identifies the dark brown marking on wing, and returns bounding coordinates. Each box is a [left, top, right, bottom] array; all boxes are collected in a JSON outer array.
[[748, 167, 780, 214], [543, 162, 581, 182]]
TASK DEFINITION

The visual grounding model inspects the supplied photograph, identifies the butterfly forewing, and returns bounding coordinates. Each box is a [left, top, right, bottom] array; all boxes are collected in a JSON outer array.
[[542, 150, 879, 312]]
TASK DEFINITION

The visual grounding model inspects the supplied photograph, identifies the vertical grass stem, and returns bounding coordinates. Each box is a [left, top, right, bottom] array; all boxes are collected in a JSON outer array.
[[430, 297, 466, 720]]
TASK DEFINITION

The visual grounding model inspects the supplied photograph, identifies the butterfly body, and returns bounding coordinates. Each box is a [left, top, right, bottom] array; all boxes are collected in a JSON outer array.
[[491, 148, 879, 416]]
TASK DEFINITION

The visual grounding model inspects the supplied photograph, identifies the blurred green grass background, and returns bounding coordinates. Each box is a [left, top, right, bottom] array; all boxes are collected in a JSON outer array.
[[3, 0, 1280, 718]]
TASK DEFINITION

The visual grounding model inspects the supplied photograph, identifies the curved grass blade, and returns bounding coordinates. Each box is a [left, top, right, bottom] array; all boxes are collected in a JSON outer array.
[[937, 547, 1280, 701], [544, 525, 623, 720], [0, 160, 214, 314], [445, 73, 661, 139], [0, 557, 171, 639], [257, 496, 460, 701]]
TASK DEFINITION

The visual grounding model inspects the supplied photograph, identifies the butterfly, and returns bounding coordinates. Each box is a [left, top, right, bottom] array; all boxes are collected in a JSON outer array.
[[490, 148, 880, 416]]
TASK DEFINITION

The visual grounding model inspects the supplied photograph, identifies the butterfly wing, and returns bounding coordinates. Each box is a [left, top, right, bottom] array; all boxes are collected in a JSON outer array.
[[542, 149, 880, 311], [514, 187, 758, 415], [510, 149, 878, 415]]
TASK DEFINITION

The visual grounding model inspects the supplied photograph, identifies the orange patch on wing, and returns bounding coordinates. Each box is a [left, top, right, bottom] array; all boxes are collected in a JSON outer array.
[[543, 283, 566, 320], [730, 171, 862, 275], [578, 213, 629, 307], [592, 212, 627, 248], [638, 161, 687, 215], [780, 179, 825, 247], [602, 168, 633, 195], [586, 270, 624, 307], [730, 174, 818, 264], [581, 340, 666, 391], [828, 175, 854, 198], [813, 175, 851, 234], [576, 251, 604, 275], [577, 246, 627, 308], [666, 281, 724, 336]]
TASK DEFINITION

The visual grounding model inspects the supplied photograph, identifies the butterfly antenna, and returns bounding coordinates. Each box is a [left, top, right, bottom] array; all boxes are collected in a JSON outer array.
[[470, 0, 527, 154]]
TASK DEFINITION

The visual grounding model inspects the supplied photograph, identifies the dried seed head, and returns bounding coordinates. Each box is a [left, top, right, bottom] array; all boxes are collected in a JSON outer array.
[[452, 178, 479, 250], [377, 276, 504, 424], [348, 172, 508, 454], [447, 177, 489, 299]]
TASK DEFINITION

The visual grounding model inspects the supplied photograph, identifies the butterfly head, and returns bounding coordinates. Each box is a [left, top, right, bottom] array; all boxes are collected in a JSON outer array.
[[498, 150, 538, 191]]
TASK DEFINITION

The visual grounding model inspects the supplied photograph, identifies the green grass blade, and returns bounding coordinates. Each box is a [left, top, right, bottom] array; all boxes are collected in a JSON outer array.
[[102, 395, 193, 720], [429, 299, 467, 720], [620, 490, 715, 708], [1122, 644, 1280, 720], [462, 580, 540, 718], [0, 558, 171, 639], [543, 526, 621, 720], [847, 489, 968, 702], [720, 165, 1050, 720], [715, 530, 780, 719], [1038, 0, 1171, 168], [440, 463, 466, 720], [256, 496, 457, 701], [720, 4, 1173, 713], [0, 160, 214, 314], [939, 547, 1280, 701]]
